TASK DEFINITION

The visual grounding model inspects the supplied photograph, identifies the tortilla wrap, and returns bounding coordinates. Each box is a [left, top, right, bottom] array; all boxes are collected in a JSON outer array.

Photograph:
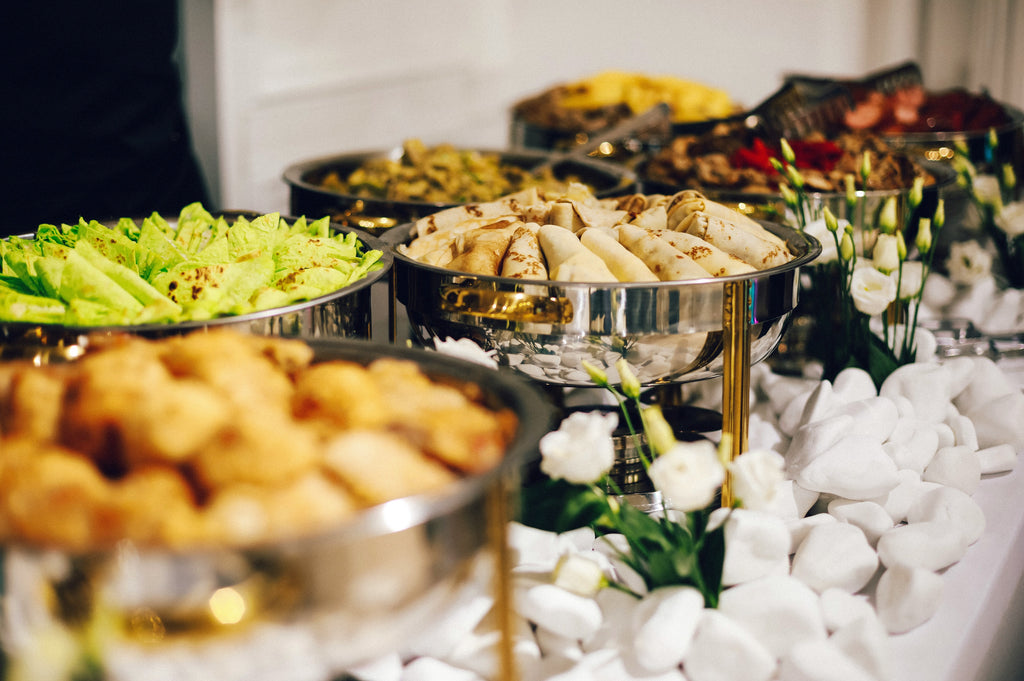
[[667, 192, 789, 250], [680, 212, 792, 270], [539, 224, 617, 282], [500, 223, 548, 280], [579, 228, 658, 282], [615, 224, 710, 281], [651, 229, 756, 276], [413, 187, 540, 237], [402, 218, 517, 260], [630, 204, 669, 231], [446, 224, 517, 276]]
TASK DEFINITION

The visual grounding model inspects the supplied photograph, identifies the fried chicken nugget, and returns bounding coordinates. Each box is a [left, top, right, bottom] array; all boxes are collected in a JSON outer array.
[[1, 440, 119, 550], [158, 331, 297, 413], [324, 429, 459, 505], [192, 410, 320, 491], [291, 361, 390, 431], [115, 466, 203, 548]]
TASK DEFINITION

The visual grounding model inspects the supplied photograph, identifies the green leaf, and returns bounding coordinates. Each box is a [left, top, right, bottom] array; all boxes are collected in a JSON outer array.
[[519, 478, 608, 532]]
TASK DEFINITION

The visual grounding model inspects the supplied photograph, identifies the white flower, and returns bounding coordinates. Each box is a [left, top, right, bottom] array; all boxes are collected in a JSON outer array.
[[946, 240, 993, 285], [995, 201, 1024, 238], [873, 233, 901, 273], [432, 336, 498, 368], [552, 553, 608, 597], [895, 261, 924, 300], [803, 217, 841, 263], [973, 175, 1003, 207], [727, 449, 784, 511], [647, 440, 724, 512], [539, 411, 617, 484], [850, 266, 898, 316]]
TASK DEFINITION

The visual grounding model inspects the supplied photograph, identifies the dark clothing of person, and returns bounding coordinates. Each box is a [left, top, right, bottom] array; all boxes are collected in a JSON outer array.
[[0, 2, 210, 235]]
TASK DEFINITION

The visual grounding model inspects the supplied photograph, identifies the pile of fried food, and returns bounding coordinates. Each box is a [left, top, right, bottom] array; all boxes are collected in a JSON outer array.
[[0, 331, 515, 551], [399, 185, 794, 282], [316, 138, 582, 204]]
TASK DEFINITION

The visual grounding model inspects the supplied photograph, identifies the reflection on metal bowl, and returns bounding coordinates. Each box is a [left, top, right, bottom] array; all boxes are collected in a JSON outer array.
[[283, 148, 638, 236], [386, 221, 821, 388], [0, 219, 393, 362], [0, 338, 557, 679]]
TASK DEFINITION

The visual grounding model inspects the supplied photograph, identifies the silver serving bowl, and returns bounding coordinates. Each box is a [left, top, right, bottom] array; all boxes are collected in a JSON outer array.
[[0, 338, 558, 678], [0, 217, 393, 360], [283, 147, 638, 235], [386, 221, 821, 387]]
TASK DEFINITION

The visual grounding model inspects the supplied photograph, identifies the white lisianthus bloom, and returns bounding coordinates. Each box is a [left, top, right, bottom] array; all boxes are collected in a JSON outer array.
[[850, 266, 898, 316], [539, 411, 617, 484], [803, 217, 842, 263], [432, 337, 499, 368], [946, 240, 993, 285], [896, 261, 924, 300], [973, 175, 1003, 207], [727, 449, 784, 511], [647, 440, 725, 512], [552, 553, 608, 597], [995, 201, 1024, 238]]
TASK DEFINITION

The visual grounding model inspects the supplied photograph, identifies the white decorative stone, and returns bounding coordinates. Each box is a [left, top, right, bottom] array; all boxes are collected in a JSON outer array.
[[796, 435, 900, 500], [874, 563, 944, 634], [876, 521, 968, 571], [784, 415, 856, 477], [582, 587, 640, 654], [947, 412, 979, 451], [884, 420, 940, 474], [826, 499, 893, 547], [534, 625, 583, 663], [715, 509, 791, 586], [832, 368, 878, 403], [515, 583, 603, 642], [683, 610, 776, 681], [942, 355, 976, 399], [907, 486, 986, 546], [508, 522, 563, 571], [344, 653, 403, 681], [952, 356, 1017, 413], [776, 639, 877, 681], [819, 588, 877, 633], [829, 614, 892, 681], [446, 614, 539, 681], [964, 391, 1024, 451], [976, 444, 1018, 475], [779, 380, 836, 436], [717, 575, 827, 658], [870, 469, 943, 524], [827, 396, 899, 444], [790, 522, 878, 593], [787, 512, 837, 555], [400, 656, 484, 681], [879, 363, 952, 424], [934, 422, 957, 449], [922, 445, 981, 495], [631, 586, 704, 672]]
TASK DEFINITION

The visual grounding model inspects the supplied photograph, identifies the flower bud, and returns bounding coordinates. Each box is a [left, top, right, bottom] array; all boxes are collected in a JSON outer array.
[[615, 358, 641, 399], [1004, 163, 1017, 191], [933, 199, 945, 230], [860, 152, 872, 181], [553, 553, 608, 597], [786, 164, 805, 189], [874, 233, 900, 273], [878, 197, 898, 234], [845, 174, 857, 205], [840, 231, 855, 261], [770, 157, 785, 175], [779, 183, 798, 208], [988, 127, 999, 151], [780, 138, 796, 164], [641, 404, 677, 456], [823, 206, 839, 233], [909, 176, 924, 210], [896, 231, 907, 260], [916, 217, 933, 254], [581, 360, 609, 388]]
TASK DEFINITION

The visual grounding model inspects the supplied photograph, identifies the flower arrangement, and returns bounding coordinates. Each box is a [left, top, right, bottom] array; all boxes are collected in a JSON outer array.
[[772, 139, 945, 387], [952, 130, 1024, 288], [520, 358, 784, 608]]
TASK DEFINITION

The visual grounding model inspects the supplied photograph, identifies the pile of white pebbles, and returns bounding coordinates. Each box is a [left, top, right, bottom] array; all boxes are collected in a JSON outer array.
[[344, 352, 1024, 681]]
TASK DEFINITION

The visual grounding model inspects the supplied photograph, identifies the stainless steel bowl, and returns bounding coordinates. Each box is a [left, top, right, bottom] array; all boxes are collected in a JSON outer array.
[[386, 221, 821, 387], [283, 147, 639, 235], [0, 218, 393, 361], [0, 338, 558, 678]]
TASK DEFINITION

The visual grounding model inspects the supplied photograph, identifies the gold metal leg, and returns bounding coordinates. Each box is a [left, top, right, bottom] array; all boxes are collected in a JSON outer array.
[[721, 280, 751, 507], [487, 480, 517, 681]]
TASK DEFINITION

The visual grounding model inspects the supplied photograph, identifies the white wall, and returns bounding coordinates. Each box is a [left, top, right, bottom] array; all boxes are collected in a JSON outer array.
[[179, 0, 1021, 214]]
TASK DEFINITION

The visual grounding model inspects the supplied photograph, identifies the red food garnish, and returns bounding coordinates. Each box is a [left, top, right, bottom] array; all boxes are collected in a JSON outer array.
[[731, 138, 844, 174]]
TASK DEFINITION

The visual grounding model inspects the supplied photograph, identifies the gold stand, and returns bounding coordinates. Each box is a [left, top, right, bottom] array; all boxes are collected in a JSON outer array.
[[720, 280, 751, 507], [488, 479, 518, 681]]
